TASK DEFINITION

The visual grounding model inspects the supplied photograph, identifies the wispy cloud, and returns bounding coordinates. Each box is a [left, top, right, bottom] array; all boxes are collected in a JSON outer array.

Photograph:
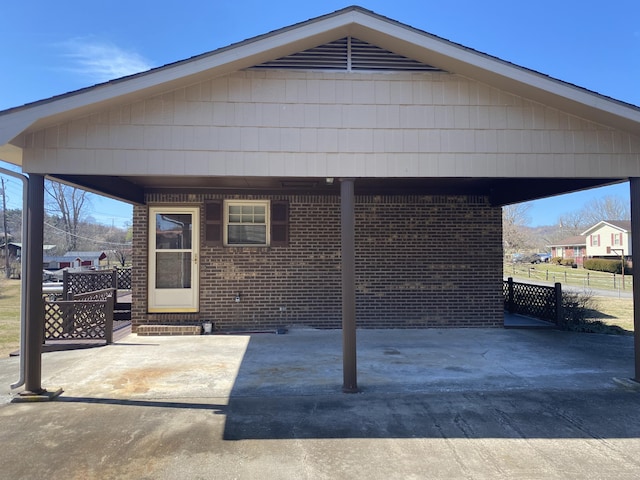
[[58, 37, 153, 83]]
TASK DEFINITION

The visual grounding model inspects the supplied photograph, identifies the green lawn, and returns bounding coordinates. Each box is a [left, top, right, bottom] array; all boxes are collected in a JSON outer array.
[[505, 262, 634, 332], [0, 279, 21, 357], [586, 296, 634, 333], [505, 262, 633, 291]]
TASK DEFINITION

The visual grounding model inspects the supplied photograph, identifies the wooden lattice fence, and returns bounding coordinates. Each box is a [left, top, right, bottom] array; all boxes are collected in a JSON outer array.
[[503, 277, 563, 324], [44, 288, 115, 343], [115, 266, 132, 290], [63, 270, 116, 299]]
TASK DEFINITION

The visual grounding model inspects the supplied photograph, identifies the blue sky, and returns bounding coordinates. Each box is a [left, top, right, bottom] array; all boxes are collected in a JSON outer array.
[[1, 1, 638, 227]]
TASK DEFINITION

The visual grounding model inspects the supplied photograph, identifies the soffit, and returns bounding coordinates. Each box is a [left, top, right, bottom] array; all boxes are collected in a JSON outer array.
[[50, 173, 624, 207]]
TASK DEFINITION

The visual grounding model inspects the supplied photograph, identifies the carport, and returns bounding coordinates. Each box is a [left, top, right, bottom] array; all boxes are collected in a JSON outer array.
[[1, 6, 640, 397]]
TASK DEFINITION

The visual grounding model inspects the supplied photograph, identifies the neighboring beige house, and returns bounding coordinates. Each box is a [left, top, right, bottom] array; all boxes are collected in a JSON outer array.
[[1, 6, 640, 391], [549, 236, 587, 266], [582, 220, 632, 261]]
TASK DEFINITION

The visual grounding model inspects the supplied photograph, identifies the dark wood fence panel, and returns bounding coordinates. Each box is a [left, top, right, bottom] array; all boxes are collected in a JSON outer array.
[[44, 290, 115, 343], [63, 270, 116, 299], [503, 277, 563, 324], [115, 267, 132, 290]]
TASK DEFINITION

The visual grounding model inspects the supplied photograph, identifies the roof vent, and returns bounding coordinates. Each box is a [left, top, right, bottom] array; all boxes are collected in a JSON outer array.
[[251, 37, 441, 72]]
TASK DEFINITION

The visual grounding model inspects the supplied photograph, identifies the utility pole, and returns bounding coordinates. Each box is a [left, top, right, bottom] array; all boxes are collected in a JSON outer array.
[[1, 178, 9, 279]]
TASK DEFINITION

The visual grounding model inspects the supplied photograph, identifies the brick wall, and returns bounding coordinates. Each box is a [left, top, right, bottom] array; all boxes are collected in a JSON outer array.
[[132, 193, 503, 331]]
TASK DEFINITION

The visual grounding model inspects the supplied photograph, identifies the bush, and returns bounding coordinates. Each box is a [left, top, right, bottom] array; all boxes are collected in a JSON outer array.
[[561, 290, 627, 334], [551, 256, 563, 265], [583, 258, 632, 275], [560, 258, 575, 267], [561, 290, 596, 327]]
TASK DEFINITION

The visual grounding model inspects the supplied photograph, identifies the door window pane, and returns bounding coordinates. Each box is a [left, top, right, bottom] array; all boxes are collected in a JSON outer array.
[[156, 213, 192, 249], [156, 252, 192, 288]]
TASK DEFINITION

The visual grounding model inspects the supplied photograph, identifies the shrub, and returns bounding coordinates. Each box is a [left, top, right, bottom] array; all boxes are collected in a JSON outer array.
[[551, 256, 563, 265], [583, 258, 632, 275], [561, 290, 596, 327], [561, 290, 627, 334], [560, 258, 575, 267]]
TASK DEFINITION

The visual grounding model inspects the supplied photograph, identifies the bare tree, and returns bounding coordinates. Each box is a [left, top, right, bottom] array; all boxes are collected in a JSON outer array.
[[581, 195, 629, 226], [45, 181, 89, 252], [502, 203, 533, 254], [557, 210, 587, 236], [112, 247, 132, 267], [558, 194, 630, 234]]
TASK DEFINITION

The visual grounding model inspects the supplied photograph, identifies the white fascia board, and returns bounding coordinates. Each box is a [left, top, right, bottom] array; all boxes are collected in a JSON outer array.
[[581, 221, 613, 236], [597, 221, 629, 233]]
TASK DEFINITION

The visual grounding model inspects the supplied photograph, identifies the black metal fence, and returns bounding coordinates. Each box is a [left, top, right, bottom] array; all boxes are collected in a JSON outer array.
[[503, 277, 563, 324]]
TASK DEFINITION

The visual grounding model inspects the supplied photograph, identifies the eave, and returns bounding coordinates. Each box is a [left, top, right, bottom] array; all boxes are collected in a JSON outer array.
[[1, 5, 640, 153]]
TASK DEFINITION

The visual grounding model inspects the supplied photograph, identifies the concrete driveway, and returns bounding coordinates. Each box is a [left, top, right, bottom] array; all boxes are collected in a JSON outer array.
[[1, 327, 640, 479]]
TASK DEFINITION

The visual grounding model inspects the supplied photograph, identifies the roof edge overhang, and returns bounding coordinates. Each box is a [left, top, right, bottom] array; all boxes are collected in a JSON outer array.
[[1, 6, 640, 155], [581, 220, 631, 236]]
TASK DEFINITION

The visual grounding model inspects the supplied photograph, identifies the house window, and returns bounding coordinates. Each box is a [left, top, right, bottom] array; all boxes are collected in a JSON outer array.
[[205, 199, 288, 247], [614, 233, 622, 246], [591, 234, 600, 247], [224, 200, 270, 246]]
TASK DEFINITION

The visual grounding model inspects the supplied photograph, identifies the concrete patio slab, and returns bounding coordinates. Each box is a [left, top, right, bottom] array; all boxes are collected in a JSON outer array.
[[1, 328, 639, 479]]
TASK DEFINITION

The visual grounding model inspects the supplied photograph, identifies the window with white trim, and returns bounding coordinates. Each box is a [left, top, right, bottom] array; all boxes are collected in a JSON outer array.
[[614, 233, 622, 246], [224, 200, 270, 246]]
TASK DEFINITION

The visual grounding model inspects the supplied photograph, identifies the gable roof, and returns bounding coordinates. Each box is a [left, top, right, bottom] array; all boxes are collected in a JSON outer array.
[[0, 242, 57, 251], [548, 236, 586, 248], [1, 5, 640, 159], [582, 220, 632, 236], [65, 251, 108, 260]]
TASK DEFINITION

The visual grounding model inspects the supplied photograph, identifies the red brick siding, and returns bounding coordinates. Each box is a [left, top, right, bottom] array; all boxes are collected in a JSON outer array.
[[132, 194, 503, 331]]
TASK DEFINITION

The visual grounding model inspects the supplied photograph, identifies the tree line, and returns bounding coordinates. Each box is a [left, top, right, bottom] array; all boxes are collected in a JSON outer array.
[[1, 180, 132, 270]]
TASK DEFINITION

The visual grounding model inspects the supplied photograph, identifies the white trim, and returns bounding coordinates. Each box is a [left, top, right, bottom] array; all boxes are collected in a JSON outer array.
[[581, 220, 631, 236], [148, 206, 199, 312], [223, 199, 271, 247]]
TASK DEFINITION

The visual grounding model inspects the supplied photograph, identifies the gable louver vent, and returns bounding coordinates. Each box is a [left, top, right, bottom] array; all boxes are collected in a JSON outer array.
[[251, 37, 441, 72]]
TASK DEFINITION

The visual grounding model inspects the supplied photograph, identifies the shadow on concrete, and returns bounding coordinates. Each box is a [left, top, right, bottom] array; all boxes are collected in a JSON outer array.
[[58, 396, 227, 412], [221, 328, 640, 440], [222, 388, 640, 440]]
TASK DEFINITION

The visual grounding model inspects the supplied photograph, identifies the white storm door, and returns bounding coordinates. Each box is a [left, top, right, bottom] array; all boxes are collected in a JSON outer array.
[[149, 207, 199, 312]]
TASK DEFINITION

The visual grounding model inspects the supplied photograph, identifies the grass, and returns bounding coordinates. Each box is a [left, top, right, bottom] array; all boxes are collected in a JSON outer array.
[[506, 262, 635, 333], [0, 279, 21, 358], [505, 262, 633, 292], [584, 296, 634, 333]]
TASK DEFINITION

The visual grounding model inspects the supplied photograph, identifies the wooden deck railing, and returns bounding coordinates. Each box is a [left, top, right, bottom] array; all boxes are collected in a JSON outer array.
[[44, 288, 115, 344], [503, 277, 563, 324]]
